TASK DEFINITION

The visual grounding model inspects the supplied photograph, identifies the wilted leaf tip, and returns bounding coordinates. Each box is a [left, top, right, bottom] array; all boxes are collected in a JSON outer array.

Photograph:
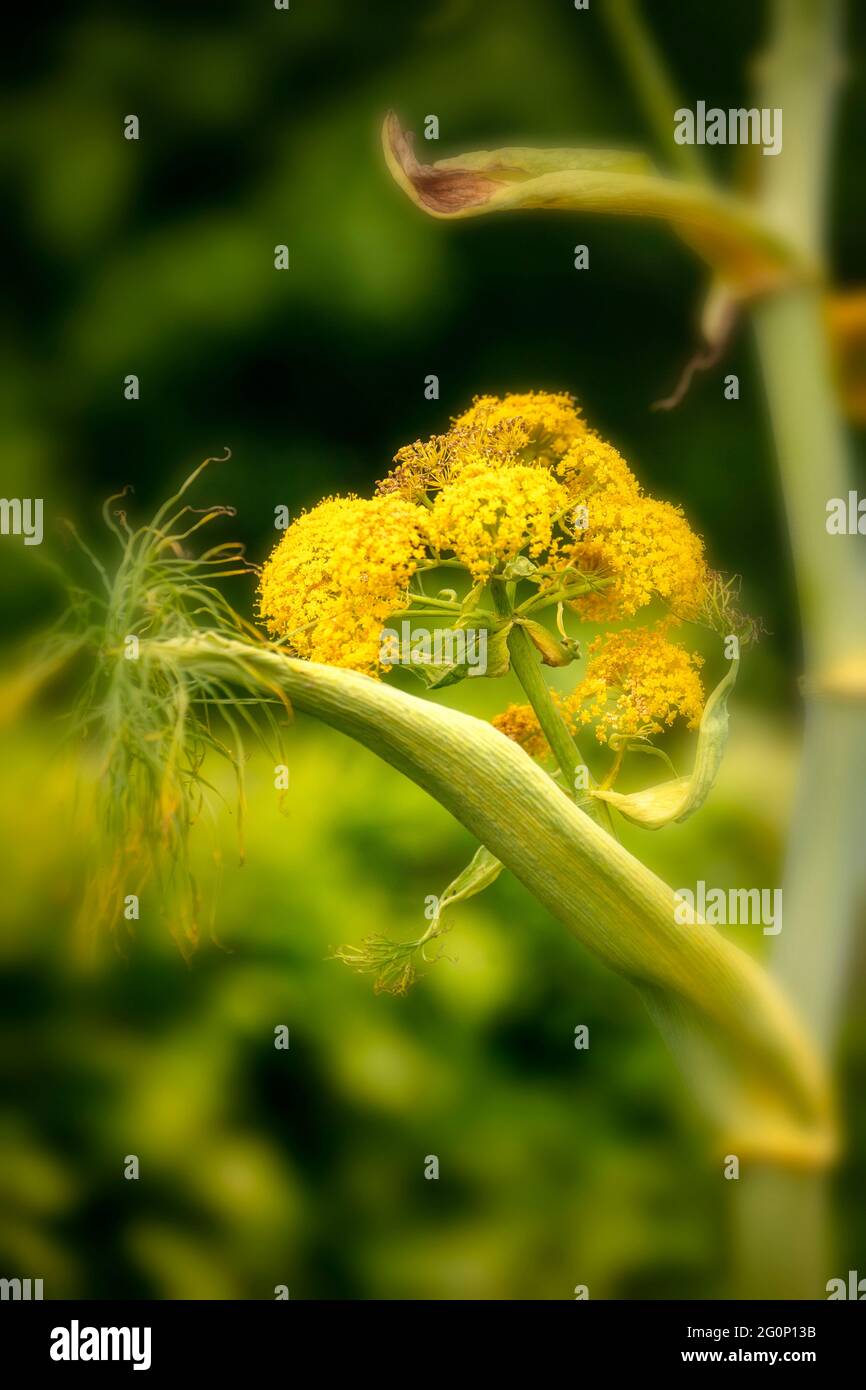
[[382, 111, 500, 216]]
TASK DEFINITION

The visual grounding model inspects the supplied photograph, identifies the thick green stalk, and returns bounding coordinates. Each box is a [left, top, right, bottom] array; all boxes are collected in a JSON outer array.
[[752, 293, 866, 1048], [733, 0, 866, 1298], [507, 622, 584, 782], [603, 0, 861, 1298], [150, 629, 832, 1174]]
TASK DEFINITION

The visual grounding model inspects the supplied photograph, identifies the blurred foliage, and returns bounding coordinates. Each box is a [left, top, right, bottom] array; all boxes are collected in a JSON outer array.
[[0, 717, 820, 1297], [1, 702, 864, 1298], [1, 0, 865, 1298]]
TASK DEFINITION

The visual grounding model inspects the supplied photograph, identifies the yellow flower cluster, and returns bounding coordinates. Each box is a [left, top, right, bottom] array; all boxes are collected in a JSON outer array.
[[554, 432, 708, 622], [570, 493, 708, 622], [429, 461, 568, 582], [557, 433, 640, 500], [259, 391, 711, 679], [492, 702, 552, 760], [570, 626, 705, 744], [494, 626, 705, 755], [258, 495, 427, 674], [453, 390, 588, 461]]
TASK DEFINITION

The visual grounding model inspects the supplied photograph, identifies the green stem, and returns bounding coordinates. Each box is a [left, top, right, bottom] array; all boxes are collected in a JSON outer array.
[[515, 576, 612, 615], [607, 0, 860, 1298], [405, 594, 464, 611], [733, 0, 865, 1299], [603, 0, 708, 183], [490, 579, 612, 830]]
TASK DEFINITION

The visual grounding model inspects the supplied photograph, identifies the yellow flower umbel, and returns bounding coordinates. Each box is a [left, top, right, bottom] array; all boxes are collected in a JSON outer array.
[[571, 493, 708, 622], [452, 390, 589, 462], [492, 695, 573, 761], [429, 461, 568, 583], [258, 495, 427, 674], [378, 389, 586, 501], [569, 626, 705, 745], [492, 702, 551, 760], [494, 626, 705, 760], [258, 390, 716, 773], [555, 433, 708, 622], [556, 432, 641, 499]]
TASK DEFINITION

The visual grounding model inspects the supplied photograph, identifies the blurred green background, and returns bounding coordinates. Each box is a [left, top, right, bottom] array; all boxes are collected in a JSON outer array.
[[1, 0, 865, 1298]]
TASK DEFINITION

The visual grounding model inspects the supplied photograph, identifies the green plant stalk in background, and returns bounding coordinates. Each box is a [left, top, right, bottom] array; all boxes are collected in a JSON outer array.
[[734, 0, 866, 1299], [607, 0, 864, 1300], [609, 0, 865, 1305]]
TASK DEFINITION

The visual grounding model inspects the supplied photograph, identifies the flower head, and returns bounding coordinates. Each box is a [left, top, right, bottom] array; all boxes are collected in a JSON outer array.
[[568, 625, 705, 744], [492, 702, 550, 760], [452, 390, 588, 462], [430, 461, 568, 582], [377, 423, 521, 501], [557, 432, 641, 500], [260, 391, 713, 684], [258, 494, 428, 674], [566, 490, 708, 622]]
